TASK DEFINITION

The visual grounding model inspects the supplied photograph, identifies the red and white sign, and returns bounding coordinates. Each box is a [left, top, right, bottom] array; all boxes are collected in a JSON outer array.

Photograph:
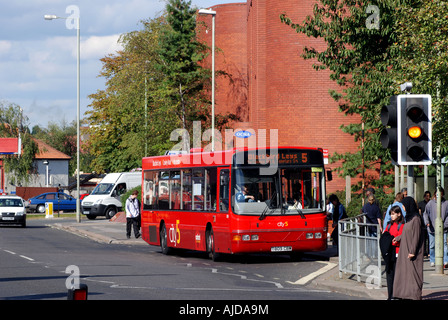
[[323, 149, 329, 165]]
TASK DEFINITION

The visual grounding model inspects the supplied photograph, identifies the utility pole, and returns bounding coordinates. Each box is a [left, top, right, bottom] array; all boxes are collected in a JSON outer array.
[[435, 147, 444, 274]]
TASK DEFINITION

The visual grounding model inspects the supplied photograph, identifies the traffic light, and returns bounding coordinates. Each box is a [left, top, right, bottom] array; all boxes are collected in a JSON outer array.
[[397, 94, 432, 165], [380, 96, 398, 164]]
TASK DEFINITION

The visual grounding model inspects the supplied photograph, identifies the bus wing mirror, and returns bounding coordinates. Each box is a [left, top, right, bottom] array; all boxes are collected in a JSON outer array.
[[327, 170, 333, 181]]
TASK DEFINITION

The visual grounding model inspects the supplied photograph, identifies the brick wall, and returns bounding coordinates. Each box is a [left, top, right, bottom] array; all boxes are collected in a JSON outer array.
[[199, 1, 362, 193]]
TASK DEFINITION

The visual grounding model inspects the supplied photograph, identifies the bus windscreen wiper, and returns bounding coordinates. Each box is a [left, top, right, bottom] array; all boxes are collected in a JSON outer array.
[[260, 192, 277, 220]]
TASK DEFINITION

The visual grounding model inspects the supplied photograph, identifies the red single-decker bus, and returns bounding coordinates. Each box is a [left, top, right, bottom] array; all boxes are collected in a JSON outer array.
[[140, 146, 328, 260]]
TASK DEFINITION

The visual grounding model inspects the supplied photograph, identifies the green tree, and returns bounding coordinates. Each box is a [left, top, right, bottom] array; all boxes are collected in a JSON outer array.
[[86, 16, 176, 173], [0, 101, 38, 185], [155, 0, 209, 135], [393, 0, 448, 157], [86, 3, 239, 173]]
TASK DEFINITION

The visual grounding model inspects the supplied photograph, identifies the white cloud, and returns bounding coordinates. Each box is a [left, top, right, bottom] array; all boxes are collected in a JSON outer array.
[[0, 41, 12, 55], [81, 34, 123, 60]]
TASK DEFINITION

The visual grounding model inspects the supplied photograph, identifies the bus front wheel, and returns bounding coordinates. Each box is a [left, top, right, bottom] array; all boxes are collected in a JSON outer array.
[[160, 223, 172, 255], [206, 228, 220, 261]]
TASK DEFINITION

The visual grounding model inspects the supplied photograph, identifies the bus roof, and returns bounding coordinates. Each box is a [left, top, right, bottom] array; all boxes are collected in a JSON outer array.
[[142, 146, 323, 170]]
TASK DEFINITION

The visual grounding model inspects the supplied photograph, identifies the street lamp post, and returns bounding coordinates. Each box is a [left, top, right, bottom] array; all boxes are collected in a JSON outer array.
[[198, 8, 216, 152], [44, 13, 81, 223]]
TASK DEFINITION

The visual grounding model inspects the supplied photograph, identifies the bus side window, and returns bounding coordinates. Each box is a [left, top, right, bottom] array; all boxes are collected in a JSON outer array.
[[143, 171, 155, 210], [219, 169, 229, 212], [182, 169, 192, 210]]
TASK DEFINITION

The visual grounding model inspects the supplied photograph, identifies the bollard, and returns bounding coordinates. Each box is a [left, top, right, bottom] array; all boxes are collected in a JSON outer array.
[[45, 202, 54, 219]]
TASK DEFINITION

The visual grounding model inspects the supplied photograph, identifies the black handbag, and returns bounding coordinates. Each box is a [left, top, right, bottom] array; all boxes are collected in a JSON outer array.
[[380, 230, 395, 272]]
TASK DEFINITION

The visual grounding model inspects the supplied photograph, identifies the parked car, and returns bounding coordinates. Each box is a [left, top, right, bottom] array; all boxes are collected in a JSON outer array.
[[27, 192, 77, 213], [0, 195, 26, 227]]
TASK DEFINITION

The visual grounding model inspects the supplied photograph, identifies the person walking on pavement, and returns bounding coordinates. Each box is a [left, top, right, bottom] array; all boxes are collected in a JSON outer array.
[[329, 194, 347, 248], [418, 191, 431, 258], [423, 188, 448, 267], [125, 190, 141, 239], [362, 194, 383, 235], [393, 196, 424, 300], [382, 205, 404, 300]]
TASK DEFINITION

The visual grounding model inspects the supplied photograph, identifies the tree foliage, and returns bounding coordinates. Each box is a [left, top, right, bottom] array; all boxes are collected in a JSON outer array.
[[86, 15, 175, 173], [280, 0, 448, 193], [0, 101, 38, 185], [155, 0, 210, 141], [393, 0, 448, 156], [86, 0, 238, 173]]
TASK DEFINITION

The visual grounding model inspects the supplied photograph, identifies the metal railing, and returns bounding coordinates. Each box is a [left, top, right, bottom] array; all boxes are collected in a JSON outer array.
[[338, 214, 382, 288]]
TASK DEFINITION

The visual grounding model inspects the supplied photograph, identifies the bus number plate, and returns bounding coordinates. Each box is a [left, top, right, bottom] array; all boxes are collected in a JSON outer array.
[[271, 246, 292, 252]]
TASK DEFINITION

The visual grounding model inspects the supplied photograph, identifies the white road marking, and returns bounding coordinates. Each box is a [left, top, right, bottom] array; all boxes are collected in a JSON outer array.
[[4, 250, 16, 255], [19, 255, 35, 261], [287, 261, 337, 285]]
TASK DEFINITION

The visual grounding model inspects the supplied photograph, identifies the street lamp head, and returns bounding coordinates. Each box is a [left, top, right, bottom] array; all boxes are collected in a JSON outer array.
[[44, 14, 58, 20], [198, 8, 216, 16]]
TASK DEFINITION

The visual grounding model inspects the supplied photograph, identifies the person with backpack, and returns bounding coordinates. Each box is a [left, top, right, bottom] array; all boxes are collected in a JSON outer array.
[[382, 205, 404, 300]]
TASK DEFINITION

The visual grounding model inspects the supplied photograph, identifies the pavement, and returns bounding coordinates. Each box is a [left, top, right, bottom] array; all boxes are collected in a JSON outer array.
[[47, 212, 448, 300]]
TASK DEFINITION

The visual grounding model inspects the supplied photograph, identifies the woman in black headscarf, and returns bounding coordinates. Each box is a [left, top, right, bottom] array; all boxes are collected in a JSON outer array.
[[393, 196, 425, 300]]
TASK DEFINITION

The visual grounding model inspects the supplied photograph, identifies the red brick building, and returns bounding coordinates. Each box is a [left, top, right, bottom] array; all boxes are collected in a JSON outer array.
[[198, 0, 359, 192]]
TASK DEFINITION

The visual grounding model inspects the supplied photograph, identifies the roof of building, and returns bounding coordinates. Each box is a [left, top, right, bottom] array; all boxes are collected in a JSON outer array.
[[33, 138, 71, 160]]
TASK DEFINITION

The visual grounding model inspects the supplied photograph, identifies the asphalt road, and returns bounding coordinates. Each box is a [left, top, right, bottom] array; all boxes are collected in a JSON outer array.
[[0, 219, 362, 302]]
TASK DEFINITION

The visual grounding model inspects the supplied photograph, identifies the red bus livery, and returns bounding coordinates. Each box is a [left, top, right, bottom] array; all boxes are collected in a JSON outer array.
[[141, 147, 328, 260]]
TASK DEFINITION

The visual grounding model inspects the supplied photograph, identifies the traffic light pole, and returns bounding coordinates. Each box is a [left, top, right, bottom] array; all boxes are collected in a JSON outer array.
[[407, 165, 414, 198]]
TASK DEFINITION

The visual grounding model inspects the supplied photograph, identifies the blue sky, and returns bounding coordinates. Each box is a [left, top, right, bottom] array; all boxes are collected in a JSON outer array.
[[0, 0, 243, 129]]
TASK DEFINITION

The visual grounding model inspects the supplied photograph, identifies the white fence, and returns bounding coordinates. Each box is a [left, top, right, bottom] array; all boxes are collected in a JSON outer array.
[[338, 214, 382, 288]]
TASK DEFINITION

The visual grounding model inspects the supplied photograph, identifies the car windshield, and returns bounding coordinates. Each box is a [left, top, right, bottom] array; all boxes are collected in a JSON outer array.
[[0, 199, 23, 207], [91, 183, 114, 195]]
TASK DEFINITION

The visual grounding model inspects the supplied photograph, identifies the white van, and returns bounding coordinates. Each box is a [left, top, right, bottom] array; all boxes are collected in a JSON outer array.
[[81, 172, 141, 219]]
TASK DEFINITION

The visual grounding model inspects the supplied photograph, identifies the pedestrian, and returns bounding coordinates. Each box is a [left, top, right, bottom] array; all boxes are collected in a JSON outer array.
[[362, 194, 383, 236], [361, 187, 380, 212], [362, 194, 382, 257], [382, 205, 404, 300], [418, 191, 431, 215], [418, 191, 431, 257], [401, 188, 408, 198], [393, 196, 424, 300], [125, 190, 141, 239], [383, 192, 405, 230], [329, 194, 347, 247], [326, 196, 334, 221], [423, 188, 448, 267]]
